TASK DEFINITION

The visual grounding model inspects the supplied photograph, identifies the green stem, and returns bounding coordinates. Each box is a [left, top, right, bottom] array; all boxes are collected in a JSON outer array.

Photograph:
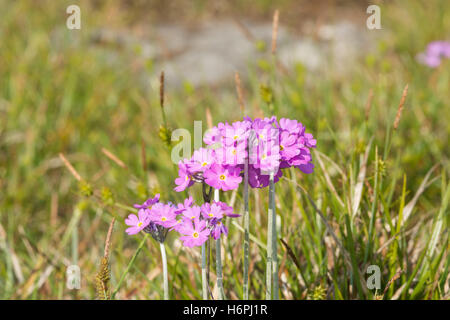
[[265, 172, 274, 299], [111, 234, 149, 299], [271, 172, 279, 299], [364, 147, 379, 263], [216, 238, 225, 299], [214, 189, 225, 299], [159, 242, 169, 300], [207, 238, 211, 298], [243, 157, 250, 300], [201, 243, 208, 300]]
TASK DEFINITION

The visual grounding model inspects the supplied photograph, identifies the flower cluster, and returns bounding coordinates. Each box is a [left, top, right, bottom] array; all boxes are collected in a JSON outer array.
[[174, 116, 316, 191], [125, 194, 239, 247], [417, 41, 450, 68]]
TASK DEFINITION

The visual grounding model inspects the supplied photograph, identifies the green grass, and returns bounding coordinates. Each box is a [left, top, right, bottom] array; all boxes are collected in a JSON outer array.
[[0, 0, 448, 300]]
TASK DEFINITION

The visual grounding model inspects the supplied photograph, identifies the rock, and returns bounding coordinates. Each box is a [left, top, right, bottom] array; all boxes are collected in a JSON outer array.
[[54, 19, 377, 88]]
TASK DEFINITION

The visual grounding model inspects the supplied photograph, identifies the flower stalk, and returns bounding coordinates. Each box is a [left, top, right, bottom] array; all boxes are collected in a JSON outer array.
[[201, 182, 212, 300], [215, 239, 225, 299], [243, 156, 250, 299], [271, 172, 279, 299], [265, 171, 275, 299], [214, 189, 226, 299], [159, 242, 169, 300], [201, 243, 208, 299], [111, 233, 149, 299]]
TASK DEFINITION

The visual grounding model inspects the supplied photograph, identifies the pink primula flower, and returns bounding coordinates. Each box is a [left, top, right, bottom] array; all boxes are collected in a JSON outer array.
[[182, 205, 202, 221], [204, 164, 243, 191], [200, 202, 225, 220], [178, 218, 210, 247], [174, 160, 194, 192], [125, 209, 151, 235], [149, 203, 178, 228]]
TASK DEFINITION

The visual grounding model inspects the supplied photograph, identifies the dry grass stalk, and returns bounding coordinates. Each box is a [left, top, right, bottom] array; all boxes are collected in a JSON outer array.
[[101, 147, 127, 169], [271, 10, 279, 55], [95, 218, 115, 300], [206, 107, 213, 129], [104, 218, 115, 259], [376, 269, 403, 299], [280, 238, 301, 271], [59, 153, 82, 181], [393, 84, 409, 130], [160, 71, 165, 110], [234, 72, 246, 113]]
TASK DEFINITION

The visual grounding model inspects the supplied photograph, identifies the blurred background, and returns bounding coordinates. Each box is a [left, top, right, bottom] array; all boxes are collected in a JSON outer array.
[[0, 0, 448, 299]]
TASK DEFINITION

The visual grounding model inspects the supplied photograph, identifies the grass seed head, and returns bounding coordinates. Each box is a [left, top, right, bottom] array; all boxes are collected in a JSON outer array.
[[393, 84, 409, 130], [95, 257, 111, 300], [95, 219, 115, 300], [271, 9, 279, 55]]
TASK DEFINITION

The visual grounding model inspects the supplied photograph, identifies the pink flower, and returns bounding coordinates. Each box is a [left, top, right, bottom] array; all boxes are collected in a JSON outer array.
[[204, 164, 243, 191], [259, 145, 280, 172], [288, 149, 312, 167], [211, 219, 228, 240], [303, 133, 317, 148], [149, 203, 178, 228], [187, 148, 215, 173], [264, 116, 278, 125], [279, 131, 300, 160], [133, 194, 160, 210], [214, 201, 239, 217], [248, 165, 283, 188], [417, 41, 450, 68], [250, 119, 278, 146], [221, 121, 250, 146], [249, 139, 280, 172], [214, 143, 247, 166], [278, 118, 303, 134], [204, 126, 221, 145], [200, 203, 224, 220], [175, 196, 194, 214], [296, 162, 315, 174], [125, 209, 151, 235], [173, 115, 315, 193], [181, 205, 202, 221], [174, 160, 194, 192], [178, 218, 210, 247]]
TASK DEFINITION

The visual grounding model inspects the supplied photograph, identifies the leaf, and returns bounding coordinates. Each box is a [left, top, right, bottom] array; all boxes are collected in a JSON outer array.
[[352, 137, 373, 217]]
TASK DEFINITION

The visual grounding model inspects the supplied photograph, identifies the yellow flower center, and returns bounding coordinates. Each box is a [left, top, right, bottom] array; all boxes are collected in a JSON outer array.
[[280, 145, 284, 151], [233, 135, 239, 140], [161, 217, 167, 222], [208, 213, 214, 217], [262, 154, 267, 160], [193, 232, 199, 238], [231, 149, 237, 155], [191, 216, 196, 219], [219, 174, 226, 180], [137, 222, 143, 227], [202, 162, 208, 167]]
